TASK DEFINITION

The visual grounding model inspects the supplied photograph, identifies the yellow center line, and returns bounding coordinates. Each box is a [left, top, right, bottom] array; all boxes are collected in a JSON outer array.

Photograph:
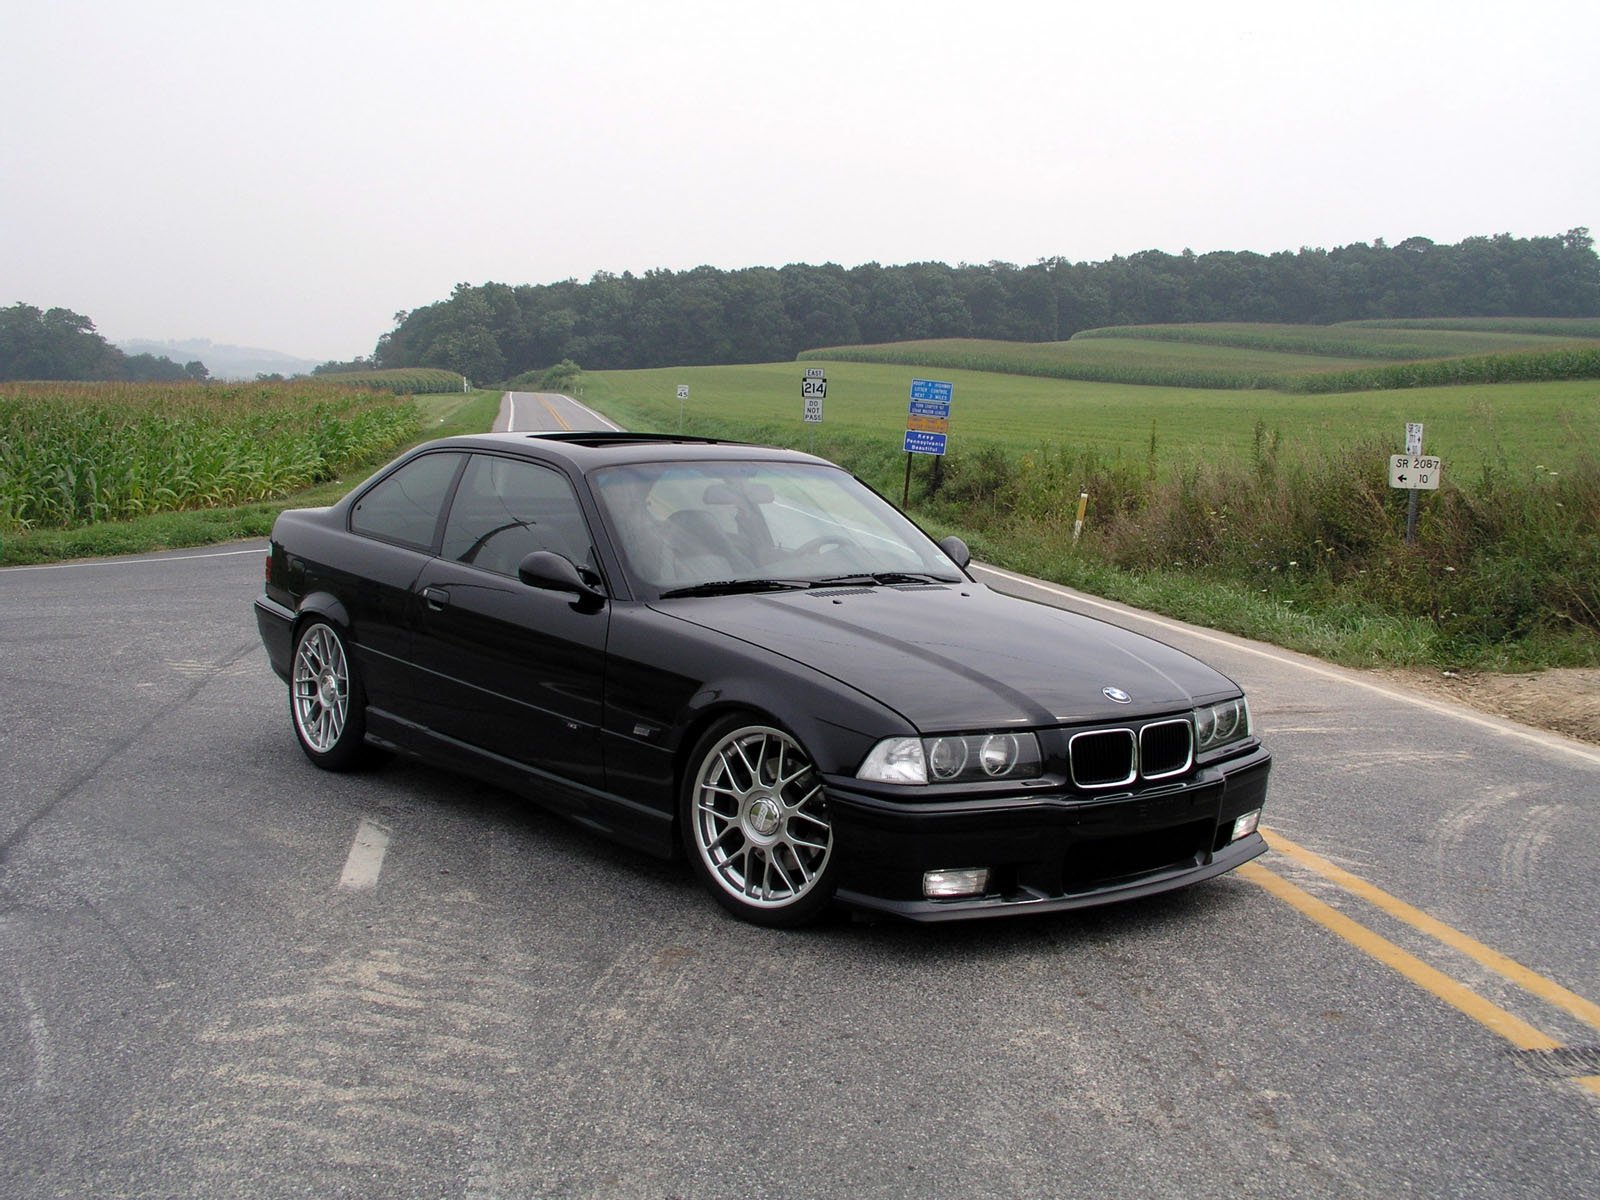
[[1238, 861, 1564, 1053], [539, 395, 572, 431], [1263, 827, 1600, 1033]]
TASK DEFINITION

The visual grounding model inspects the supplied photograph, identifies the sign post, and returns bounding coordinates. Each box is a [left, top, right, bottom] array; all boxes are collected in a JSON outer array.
[[676, 383, 689, 431], [1389, 422, 1441, 546], [902, 378, 952, 507]]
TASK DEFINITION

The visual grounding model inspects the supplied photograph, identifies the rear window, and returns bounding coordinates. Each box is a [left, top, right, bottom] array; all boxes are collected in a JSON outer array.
[[350, 452, 464, 550]]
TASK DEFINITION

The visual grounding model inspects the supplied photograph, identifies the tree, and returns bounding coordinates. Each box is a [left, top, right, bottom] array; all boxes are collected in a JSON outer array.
[[0, 302, 191, 381]]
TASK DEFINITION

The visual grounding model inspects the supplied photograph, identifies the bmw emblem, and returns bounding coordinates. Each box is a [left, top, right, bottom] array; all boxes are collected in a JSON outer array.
[[1102, 686, 1133, 704]]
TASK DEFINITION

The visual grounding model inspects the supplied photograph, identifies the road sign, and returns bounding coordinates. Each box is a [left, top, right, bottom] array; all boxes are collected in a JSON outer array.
[[804, 367, 826, 379], [801, 376, 827, 400], [676, 384, 689, 401], [904, 430, 947, 456], [905, 379, 952, 456], [1405, 422, 1424, 456], [803, 395, 823, 423], [1389, 455, 1442, 490]]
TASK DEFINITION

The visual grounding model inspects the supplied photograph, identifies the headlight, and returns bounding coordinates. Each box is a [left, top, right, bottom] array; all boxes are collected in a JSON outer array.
[[1194, 697, 1251, 754], [858, 731, 1042, 785]]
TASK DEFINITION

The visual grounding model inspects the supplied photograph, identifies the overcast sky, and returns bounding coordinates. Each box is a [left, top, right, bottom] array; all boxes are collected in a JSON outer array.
[[3, 0, 1596, 362]]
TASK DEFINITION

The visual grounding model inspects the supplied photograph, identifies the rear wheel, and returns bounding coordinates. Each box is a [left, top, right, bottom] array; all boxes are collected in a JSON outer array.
[[290, 620, 368, 770], [682, 715, 837, 926]]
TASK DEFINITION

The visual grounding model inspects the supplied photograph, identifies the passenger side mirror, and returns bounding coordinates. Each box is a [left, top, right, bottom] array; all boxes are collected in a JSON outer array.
[[937, 535, 972, 570], [517, 551, 606, 607]]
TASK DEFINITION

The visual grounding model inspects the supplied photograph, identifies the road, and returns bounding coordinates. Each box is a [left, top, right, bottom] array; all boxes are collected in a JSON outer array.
[[1, 394, 1597, 1198]]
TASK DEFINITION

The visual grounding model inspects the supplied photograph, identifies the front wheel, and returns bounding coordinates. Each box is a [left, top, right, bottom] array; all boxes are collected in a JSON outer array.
[[682, 716, 837, 926], [290, 620, 368, 770]]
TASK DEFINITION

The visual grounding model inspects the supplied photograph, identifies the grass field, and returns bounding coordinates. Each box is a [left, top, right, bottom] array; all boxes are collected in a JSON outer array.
[[580, 359, 1600, 474]]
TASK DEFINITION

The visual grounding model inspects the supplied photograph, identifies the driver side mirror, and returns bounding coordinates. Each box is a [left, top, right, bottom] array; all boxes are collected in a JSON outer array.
[[937, 535, 971, 570], [517, 551, 606, 608]]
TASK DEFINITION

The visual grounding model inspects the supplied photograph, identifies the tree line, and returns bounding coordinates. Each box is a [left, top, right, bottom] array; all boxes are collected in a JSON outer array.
[[366, 230, 1600, 383], [0, 303, 208, 383]]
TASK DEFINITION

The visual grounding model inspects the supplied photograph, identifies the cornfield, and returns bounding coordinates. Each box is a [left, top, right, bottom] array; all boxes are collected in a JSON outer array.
[[802, 325, 1600, 393], [311, 367, 466, 394], [0, 381, 420, 529]]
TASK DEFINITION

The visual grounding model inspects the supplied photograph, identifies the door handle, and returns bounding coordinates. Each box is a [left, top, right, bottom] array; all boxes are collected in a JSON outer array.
[[421, 586, 450, 611]]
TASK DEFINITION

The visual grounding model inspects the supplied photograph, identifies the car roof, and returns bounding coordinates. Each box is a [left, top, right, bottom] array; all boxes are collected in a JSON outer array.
[[422, 431, 833, 471]]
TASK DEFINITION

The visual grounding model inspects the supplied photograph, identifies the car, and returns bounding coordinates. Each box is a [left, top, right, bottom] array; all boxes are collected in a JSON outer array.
[[253, 431, 1270, 926]]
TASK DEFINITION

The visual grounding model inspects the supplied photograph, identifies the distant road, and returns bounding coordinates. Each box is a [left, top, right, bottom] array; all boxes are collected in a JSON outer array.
[[495, 390, 622, 434]]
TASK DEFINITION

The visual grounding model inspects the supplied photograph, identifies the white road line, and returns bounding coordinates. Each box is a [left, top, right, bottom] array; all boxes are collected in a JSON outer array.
[[338, 818, 392, 890], [0, 545, 268, 572], [976, 563, 1600, 767]]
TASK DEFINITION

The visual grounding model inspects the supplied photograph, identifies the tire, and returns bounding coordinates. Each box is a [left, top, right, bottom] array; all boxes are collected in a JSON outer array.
[[681, 715, 837, 926], [290, 620, 368, 770]]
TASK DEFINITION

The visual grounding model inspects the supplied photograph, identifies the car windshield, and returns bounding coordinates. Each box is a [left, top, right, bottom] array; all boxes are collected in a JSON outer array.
[[589, 460, 963, 597]]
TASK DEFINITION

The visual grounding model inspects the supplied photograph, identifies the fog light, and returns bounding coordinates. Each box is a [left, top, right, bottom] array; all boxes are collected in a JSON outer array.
[[923, 868, 990, 898], [1232, 809, 1262, 842]]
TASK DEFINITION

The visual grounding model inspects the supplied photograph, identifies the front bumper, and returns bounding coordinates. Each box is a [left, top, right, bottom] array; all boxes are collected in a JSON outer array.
[[827, 745, 1271, 921]]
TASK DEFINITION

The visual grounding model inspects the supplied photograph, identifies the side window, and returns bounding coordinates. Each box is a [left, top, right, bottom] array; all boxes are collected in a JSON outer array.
[[349, 452, 464, 550], [440, 455, 594, 577]]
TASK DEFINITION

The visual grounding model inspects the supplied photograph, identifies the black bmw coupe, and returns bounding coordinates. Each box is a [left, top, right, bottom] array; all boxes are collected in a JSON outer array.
[[255, 432, 1270, 925]]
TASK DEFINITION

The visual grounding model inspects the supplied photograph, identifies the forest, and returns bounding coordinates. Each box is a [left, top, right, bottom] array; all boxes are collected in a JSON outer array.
[[0, 303, 208, 383], [366, 230, 1600, 383]]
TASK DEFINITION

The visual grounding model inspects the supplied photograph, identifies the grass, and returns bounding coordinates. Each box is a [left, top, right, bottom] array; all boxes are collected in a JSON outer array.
[[579, 360, 1600, 474]]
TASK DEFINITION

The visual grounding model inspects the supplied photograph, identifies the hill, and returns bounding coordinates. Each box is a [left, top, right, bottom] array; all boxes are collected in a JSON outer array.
[[801, 320, 1600, 392], [117, 338, 320, 381]]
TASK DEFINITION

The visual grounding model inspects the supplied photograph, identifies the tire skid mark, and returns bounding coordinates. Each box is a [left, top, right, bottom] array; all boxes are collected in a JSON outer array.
[[162, 911, 542, 1194], [0, 638, 261, 866], [1503, 802, 1560, 889]]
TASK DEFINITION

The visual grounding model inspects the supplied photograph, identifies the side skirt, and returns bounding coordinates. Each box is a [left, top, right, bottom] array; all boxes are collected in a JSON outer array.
[[365, 708, 676, 859]]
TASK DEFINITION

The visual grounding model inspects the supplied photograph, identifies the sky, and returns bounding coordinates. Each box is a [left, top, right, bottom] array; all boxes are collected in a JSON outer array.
[[3, 0, 1597, 363]]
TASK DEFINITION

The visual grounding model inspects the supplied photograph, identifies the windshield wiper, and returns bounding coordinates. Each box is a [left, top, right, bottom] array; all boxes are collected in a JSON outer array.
[[813, 571, 960, 587], [658, 578, 812, 599]]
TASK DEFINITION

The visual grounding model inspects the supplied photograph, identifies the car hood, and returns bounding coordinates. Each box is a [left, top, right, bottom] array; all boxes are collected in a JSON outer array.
[[651, 582, 1241, 731]]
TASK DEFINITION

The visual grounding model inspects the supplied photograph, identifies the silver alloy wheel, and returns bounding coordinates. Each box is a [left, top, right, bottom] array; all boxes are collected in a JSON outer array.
[[690, 724, 833, 909], [292, 624, 350, 754]]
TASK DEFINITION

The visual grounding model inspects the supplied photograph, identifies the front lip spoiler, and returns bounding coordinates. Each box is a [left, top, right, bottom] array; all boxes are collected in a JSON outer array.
[[834, 831, 1267, 923]]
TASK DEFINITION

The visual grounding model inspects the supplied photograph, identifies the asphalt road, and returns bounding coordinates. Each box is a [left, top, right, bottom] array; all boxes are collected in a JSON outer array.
[[2, 396, 1597, 1199]]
